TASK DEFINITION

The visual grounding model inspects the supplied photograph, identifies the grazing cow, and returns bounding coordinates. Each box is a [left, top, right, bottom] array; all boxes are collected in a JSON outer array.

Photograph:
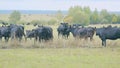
[[34, 26, 53, 42], [70, 25, 96, 40], [26, 30, 35, 40], [0, 26, 11, 42], [96, 25, 120, 47], [57, 23, 70, 39]]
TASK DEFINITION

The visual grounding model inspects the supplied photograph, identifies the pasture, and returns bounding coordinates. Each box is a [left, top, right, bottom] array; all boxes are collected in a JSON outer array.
[[0, 14, 120, 68], [0, 48, 120, 68]]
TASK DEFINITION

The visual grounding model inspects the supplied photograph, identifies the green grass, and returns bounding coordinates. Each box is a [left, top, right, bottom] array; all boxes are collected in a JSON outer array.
[[0, 48, 120, 68]]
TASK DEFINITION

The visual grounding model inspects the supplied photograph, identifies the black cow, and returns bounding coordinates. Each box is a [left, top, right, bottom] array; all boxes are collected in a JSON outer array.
[[96, 25, 120, 47], [34, 26, 53, 42], [70, 25, 96, 40], [86, 27, 96, 40], [0, 26, 11, 42], [9, 24, 26, 41], [72, 24, 83, 28], [57, 23, 70, 39], [26, 30, 35, 40]]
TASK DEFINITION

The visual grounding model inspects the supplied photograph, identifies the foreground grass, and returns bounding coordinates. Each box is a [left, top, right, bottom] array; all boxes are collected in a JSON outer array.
[[0, 48, 120, 68]]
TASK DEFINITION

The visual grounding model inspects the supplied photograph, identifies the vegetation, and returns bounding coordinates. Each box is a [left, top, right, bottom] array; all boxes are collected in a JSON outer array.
[[66, 6, 90, 25], [55, 10, 64, 23], [1, 6, 120, 25], [47, 19, 57, 25], [64, 6, 120, 25], [9, 10, 21, 24], [0, 48, 120, 68]]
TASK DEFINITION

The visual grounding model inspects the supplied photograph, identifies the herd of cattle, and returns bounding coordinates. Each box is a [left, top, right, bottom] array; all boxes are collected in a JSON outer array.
[[0, 22, 120, 47]]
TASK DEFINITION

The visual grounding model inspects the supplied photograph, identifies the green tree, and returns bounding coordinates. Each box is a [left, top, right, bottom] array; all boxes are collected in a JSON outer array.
[[48, 19, 57, 25], [9, 10, 21, 23], [83, 6, 91, 15], [111, 14, 118, 24], [63, 15, 73, 23], [100, 9, 112, 24], [73, 11, 89, 25], [68, 6, 90, 25], [116, 15, 120, 24], [90, 8, 99, 24], [68, 6, 83, 16]]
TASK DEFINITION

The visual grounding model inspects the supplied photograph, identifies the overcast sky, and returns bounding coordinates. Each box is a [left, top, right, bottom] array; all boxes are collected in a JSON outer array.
[[0, 0, 120, 11]]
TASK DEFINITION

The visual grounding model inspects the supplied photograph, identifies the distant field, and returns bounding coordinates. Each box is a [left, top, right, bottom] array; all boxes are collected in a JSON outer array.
[[0, 14, 57, 22]]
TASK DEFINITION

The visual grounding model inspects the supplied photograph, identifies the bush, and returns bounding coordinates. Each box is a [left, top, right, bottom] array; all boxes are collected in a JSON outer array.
[[9, 10, 21, 24], [47, 19, 57, 25]]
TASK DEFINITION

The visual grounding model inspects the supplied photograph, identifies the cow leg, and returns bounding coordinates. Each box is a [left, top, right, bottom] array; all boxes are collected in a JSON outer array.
[[90, 36, 93, 41], [64, 35, 67, 39], [58, 32, 60, 39], [35, 36, 38, 41], [39, 37, 42, 42], [66, 34, 69, 39], [23, 33, 27, 41], [104, 40, 106, 47], [19, 37, 22, 42], [4, 37, 7, 42], [85, 37, 88, 40], [0, 36, 2, 41], [6, 37, 9, 42], [102, 40, 106, 47], [4, 37, 9, 42]]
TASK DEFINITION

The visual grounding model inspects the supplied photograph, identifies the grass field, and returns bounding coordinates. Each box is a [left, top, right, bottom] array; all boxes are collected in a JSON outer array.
[[0, 48, 120, 68], [0, 14, 120, 68], [0, 14, 57, 22]]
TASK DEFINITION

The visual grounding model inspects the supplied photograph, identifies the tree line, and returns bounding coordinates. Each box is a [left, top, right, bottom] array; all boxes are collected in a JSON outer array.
[[2, 6, 120, 25], [64, 6, 120, 25]]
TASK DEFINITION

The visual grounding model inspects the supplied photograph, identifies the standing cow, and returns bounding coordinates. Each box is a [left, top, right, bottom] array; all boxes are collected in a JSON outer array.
[[0, 26, 11, 42], [9, 24, 26, 41], [26, 30, 35, 40], [96, 25, 120, 47], [70, 25, 96, 40], [57, 23, 70, 39], [34, 25, 53, 42]]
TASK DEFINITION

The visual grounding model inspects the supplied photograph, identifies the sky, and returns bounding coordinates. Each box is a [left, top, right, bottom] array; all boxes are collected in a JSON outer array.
[[0, 0, 120, 11]]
